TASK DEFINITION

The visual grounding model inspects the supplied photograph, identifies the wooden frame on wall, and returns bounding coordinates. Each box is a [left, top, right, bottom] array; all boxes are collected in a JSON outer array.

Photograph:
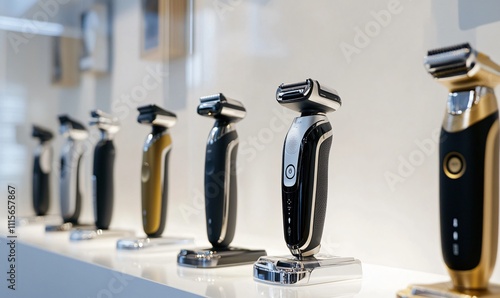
[[140, 0, 189, 61]]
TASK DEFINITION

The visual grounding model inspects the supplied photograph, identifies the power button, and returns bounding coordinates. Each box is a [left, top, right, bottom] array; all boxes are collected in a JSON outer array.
[[444, 153, 465, 179], [285, 164, 295, 179]]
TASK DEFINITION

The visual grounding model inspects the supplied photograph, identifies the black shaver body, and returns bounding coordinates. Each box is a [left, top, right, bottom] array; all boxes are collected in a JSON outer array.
[[32, 125, 53, 216], [198, 93, 246, 248], [425, 43, 500, 289], [59, 115, 88, 224], [90, 110, 120, 230], [137, 104, 177, 237], [277, 78, 341, 258], [282, 115, 333, 258]]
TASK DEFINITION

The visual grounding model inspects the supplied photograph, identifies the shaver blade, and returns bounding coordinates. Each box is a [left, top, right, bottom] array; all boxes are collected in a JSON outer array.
[[197, 93, 246, 121], [276, 78, 341, 114], [137, 104, 177, 128], [89, 109, 120, 134], [58, 115, 88, 140], [424, 43, 476, 79], [32, 125, 53, 142]]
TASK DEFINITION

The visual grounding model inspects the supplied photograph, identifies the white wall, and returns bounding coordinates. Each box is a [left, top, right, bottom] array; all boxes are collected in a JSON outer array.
[[3, 0, 500, 280]]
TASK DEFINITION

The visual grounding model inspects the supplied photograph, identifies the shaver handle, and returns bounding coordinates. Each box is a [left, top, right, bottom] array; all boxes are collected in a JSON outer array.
[[93, 140, 115, 230], [141, 133, 171, 237], [282, 118, 332, 258], [205, 130, 238, 248], [440, 112, 499, 289], [33, 146, 51, 216], [60, 142, 83, 224]]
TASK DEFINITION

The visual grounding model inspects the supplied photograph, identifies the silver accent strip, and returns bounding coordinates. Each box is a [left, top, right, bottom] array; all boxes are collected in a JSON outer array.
[[207, 124, 236, 145], [160, 144, 171, 204], [143, 131, 169, 152], [218, 139, 238, 244], [39, 143, 52, 174], [299, 129, 333, 252], [152, 114, 177, 128]]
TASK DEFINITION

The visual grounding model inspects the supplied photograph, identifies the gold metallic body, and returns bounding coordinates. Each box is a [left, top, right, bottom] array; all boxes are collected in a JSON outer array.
[[141, 133, 171, 236]]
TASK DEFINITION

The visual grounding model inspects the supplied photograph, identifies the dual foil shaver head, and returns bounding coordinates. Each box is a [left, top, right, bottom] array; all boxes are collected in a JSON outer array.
[[425, 43, 500, 290], [137, 104, 177, 237], [197, 93, 246, 248], [277, 78, 341, 259]]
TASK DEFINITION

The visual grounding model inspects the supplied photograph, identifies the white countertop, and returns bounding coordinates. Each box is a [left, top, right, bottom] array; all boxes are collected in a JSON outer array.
[[0, 222, 450, 298]]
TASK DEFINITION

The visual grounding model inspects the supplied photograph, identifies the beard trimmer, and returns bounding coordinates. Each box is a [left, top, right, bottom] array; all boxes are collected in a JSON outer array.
[[32, 125, 54, 216], [425, 43, 500, 290], [137, 104, 177, 238], [59, 115, 89, 224], [197, 93, 246, 248], [90, 110, 119, 230], [277, 78, 341, 259]]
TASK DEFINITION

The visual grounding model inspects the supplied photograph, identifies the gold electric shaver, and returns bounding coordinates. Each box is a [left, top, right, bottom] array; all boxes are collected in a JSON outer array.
[[425, 43, 500, 290], [137, 104, 177, 238]]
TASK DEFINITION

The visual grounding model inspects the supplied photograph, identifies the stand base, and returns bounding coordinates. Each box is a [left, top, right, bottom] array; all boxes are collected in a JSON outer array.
[[70, 228, 134, 241], [45, 222, 94, 232], [16, 215, 61, 226], [253, 254, 362, 286], [397, 282, 500, 298], [116, 236, 194, 251], [177, 247, 267, 268]]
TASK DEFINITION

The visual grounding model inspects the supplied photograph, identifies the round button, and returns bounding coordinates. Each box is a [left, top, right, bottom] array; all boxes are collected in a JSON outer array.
[[444, 152, 466, 179], [141, 162, 150, 182], [285, 164, 295, 179], [447, 156, 463, 174]]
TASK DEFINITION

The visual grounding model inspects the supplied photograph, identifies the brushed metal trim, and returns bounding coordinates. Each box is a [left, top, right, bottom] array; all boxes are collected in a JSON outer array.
[[449, 119, 499, 289]]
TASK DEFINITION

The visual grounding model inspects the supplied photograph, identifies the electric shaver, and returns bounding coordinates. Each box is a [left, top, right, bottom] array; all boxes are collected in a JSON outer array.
[[137, 104, 177, 238], [277, 78, 341, 259], [58, 115, 89, 224], [32, 125, 53, 216], [90, 110, 119, 230], [197, 93, 246, 248], [425, 43, 500, 289]]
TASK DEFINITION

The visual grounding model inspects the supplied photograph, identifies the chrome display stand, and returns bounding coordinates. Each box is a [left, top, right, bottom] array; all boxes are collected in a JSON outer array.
[[397, 282, 500, 298], [253, 254, 362, 286], [45, 222, 94, 232], [116, 236, 193, 251], [16, 214, 61, 227], [177, 247, 266, 268], [70, 228, 134, 241]]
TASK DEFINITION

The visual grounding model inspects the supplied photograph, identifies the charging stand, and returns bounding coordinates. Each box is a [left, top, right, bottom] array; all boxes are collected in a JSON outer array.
[[16, 214, 61, 227], [177, 247, 267, 268], [70, 228, 134, 241], [116, 236, 193, 251], [253, 254, 362, 286], [398, 282, 500, 298], [45, 222, 94, 232]]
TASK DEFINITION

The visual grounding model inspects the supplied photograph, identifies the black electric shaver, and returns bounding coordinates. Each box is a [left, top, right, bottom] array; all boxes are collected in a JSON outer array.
[[277, 78, 341, 259], [58, 115, 89, 224], [425, 43, 500, 290], [137, 105, 177, 238], [90, 110, 119, 230], [197, 93, 246, 248], [32, 125, 54, 216]]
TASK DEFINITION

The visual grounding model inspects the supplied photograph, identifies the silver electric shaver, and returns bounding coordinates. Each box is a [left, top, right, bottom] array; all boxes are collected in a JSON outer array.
[[32, 125, 54, 216], [90, 110, 119, 230], [425, 43, 500, 290], [137, 104, 177, 238], [277, 78, 341, 259], [58, 115, 89, 224], [197, 93, 246, 248]]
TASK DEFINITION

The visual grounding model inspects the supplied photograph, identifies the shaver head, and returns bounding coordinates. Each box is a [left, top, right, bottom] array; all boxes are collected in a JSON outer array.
[[424, 42, 500, 90], [276, 78, 341, 114], [89, 109, 120, 137], [137, 104, 177, 129], [32, 125, 53, 143], [58, 115, 88, 140], [197, 93, 246, 123]]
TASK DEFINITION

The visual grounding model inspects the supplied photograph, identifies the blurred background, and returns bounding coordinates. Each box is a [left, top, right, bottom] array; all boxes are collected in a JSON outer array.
[[1, 0, 500, 280]]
